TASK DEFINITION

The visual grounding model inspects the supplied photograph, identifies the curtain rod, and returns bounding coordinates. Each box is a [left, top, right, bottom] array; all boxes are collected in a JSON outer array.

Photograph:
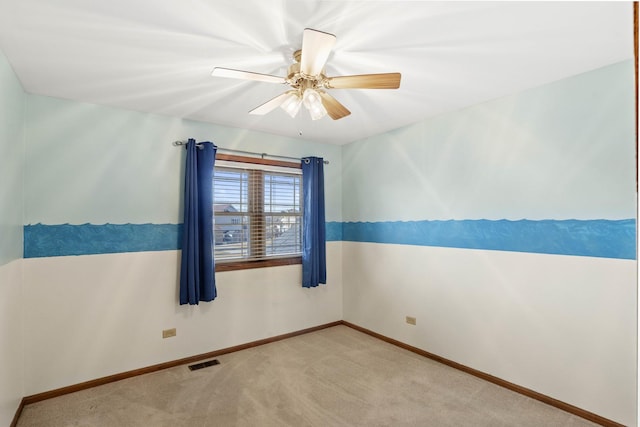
[[172, 140, 329, 165]]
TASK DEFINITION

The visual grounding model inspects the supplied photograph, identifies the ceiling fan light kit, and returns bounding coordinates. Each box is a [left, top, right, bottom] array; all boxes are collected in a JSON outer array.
[[211, 28, 401, 121], [279, 74, 328, 120]]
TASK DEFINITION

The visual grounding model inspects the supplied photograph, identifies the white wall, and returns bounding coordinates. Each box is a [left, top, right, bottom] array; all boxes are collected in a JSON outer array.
[[22, 95, 343, 395], [0, 49, 25, 426], [23, 246, 342, 394], [341, 61, 637, 426], [343, 243, 636, 424]]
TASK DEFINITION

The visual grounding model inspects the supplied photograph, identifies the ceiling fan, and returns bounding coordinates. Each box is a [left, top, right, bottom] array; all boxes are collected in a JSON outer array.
[[211, 28, 401, 121]]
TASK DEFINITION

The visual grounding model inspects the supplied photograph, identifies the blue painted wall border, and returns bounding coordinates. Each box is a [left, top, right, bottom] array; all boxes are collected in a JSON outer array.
[[24, 223, 183, 258], [23, 219, 636, 260], [23, 222, 341, 258], [342, 219, 636, 260], [326, 222, 343, 242]]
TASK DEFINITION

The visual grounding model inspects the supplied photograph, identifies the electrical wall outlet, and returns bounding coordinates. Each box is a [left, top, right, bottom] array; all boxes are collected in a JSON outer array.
[[405, 316, 417, 326], [162, 328, 177, 338]]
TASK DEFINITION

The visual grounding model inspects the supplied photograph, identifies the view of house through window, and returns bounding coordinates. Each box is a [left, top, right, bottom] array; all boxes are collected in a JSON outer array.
[[213, 160, 302, 263]]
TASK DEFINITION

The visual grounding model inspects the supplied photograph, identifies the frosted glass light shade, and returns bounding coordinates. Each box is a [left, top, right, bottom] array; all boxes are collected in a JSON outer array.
[[303, 89, 327, 120], [280, 92, 302, 118]]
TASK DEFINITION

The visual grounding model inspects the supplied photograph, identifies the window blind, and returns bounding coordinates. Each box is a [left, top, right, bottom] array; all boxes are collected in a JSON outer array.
[[213, 165, 302, 262]]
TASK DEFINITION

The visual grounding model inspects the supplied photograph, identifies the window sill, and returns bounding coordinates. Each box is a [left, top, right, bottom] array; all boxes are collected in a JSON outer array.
[[215, 256, 302, 272]]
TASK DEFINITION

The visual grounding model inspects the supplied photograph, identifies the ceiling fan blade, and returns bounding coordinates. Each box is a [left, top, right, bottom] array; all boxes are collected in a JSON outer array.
[[212, 67, 286, 84], [326, 73, 401, 89], [300, 28, 336, 77], [249, 91, 293, 115], [318, 92, 351, 120]]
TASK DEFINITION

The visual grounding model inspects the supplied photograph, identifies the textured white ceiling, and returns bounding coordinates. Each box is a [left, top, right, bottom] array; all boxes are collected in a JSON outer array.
[[0, 1, 634, 145]]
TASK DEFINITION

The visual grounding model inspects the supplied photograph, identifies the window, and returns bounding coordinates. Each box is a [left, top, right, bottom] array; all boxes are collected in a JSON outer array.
[[213, 155, 302, 271]]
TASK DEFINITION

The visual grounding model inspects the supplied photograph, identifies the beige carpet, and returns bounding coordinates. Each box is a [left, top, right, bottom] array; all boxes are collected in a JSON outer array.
[[17, 325, 597, 426]]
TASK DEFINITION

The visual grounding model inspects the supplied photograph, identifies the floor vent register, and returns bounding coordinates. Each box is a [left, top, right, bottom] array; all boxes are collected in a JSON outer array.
[[188, 359, 220, 371]]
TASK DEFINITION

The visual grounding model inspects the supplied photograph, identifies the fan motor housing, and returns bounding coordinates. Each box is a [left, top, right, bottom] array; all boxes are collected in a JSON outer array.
[[287, 50, 327, 90]]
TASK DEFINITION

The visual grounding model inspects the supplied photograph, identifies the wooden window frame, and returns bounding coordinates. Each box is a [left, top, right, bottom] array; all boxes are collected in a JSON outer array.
[[214, 154, 302, 272]]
